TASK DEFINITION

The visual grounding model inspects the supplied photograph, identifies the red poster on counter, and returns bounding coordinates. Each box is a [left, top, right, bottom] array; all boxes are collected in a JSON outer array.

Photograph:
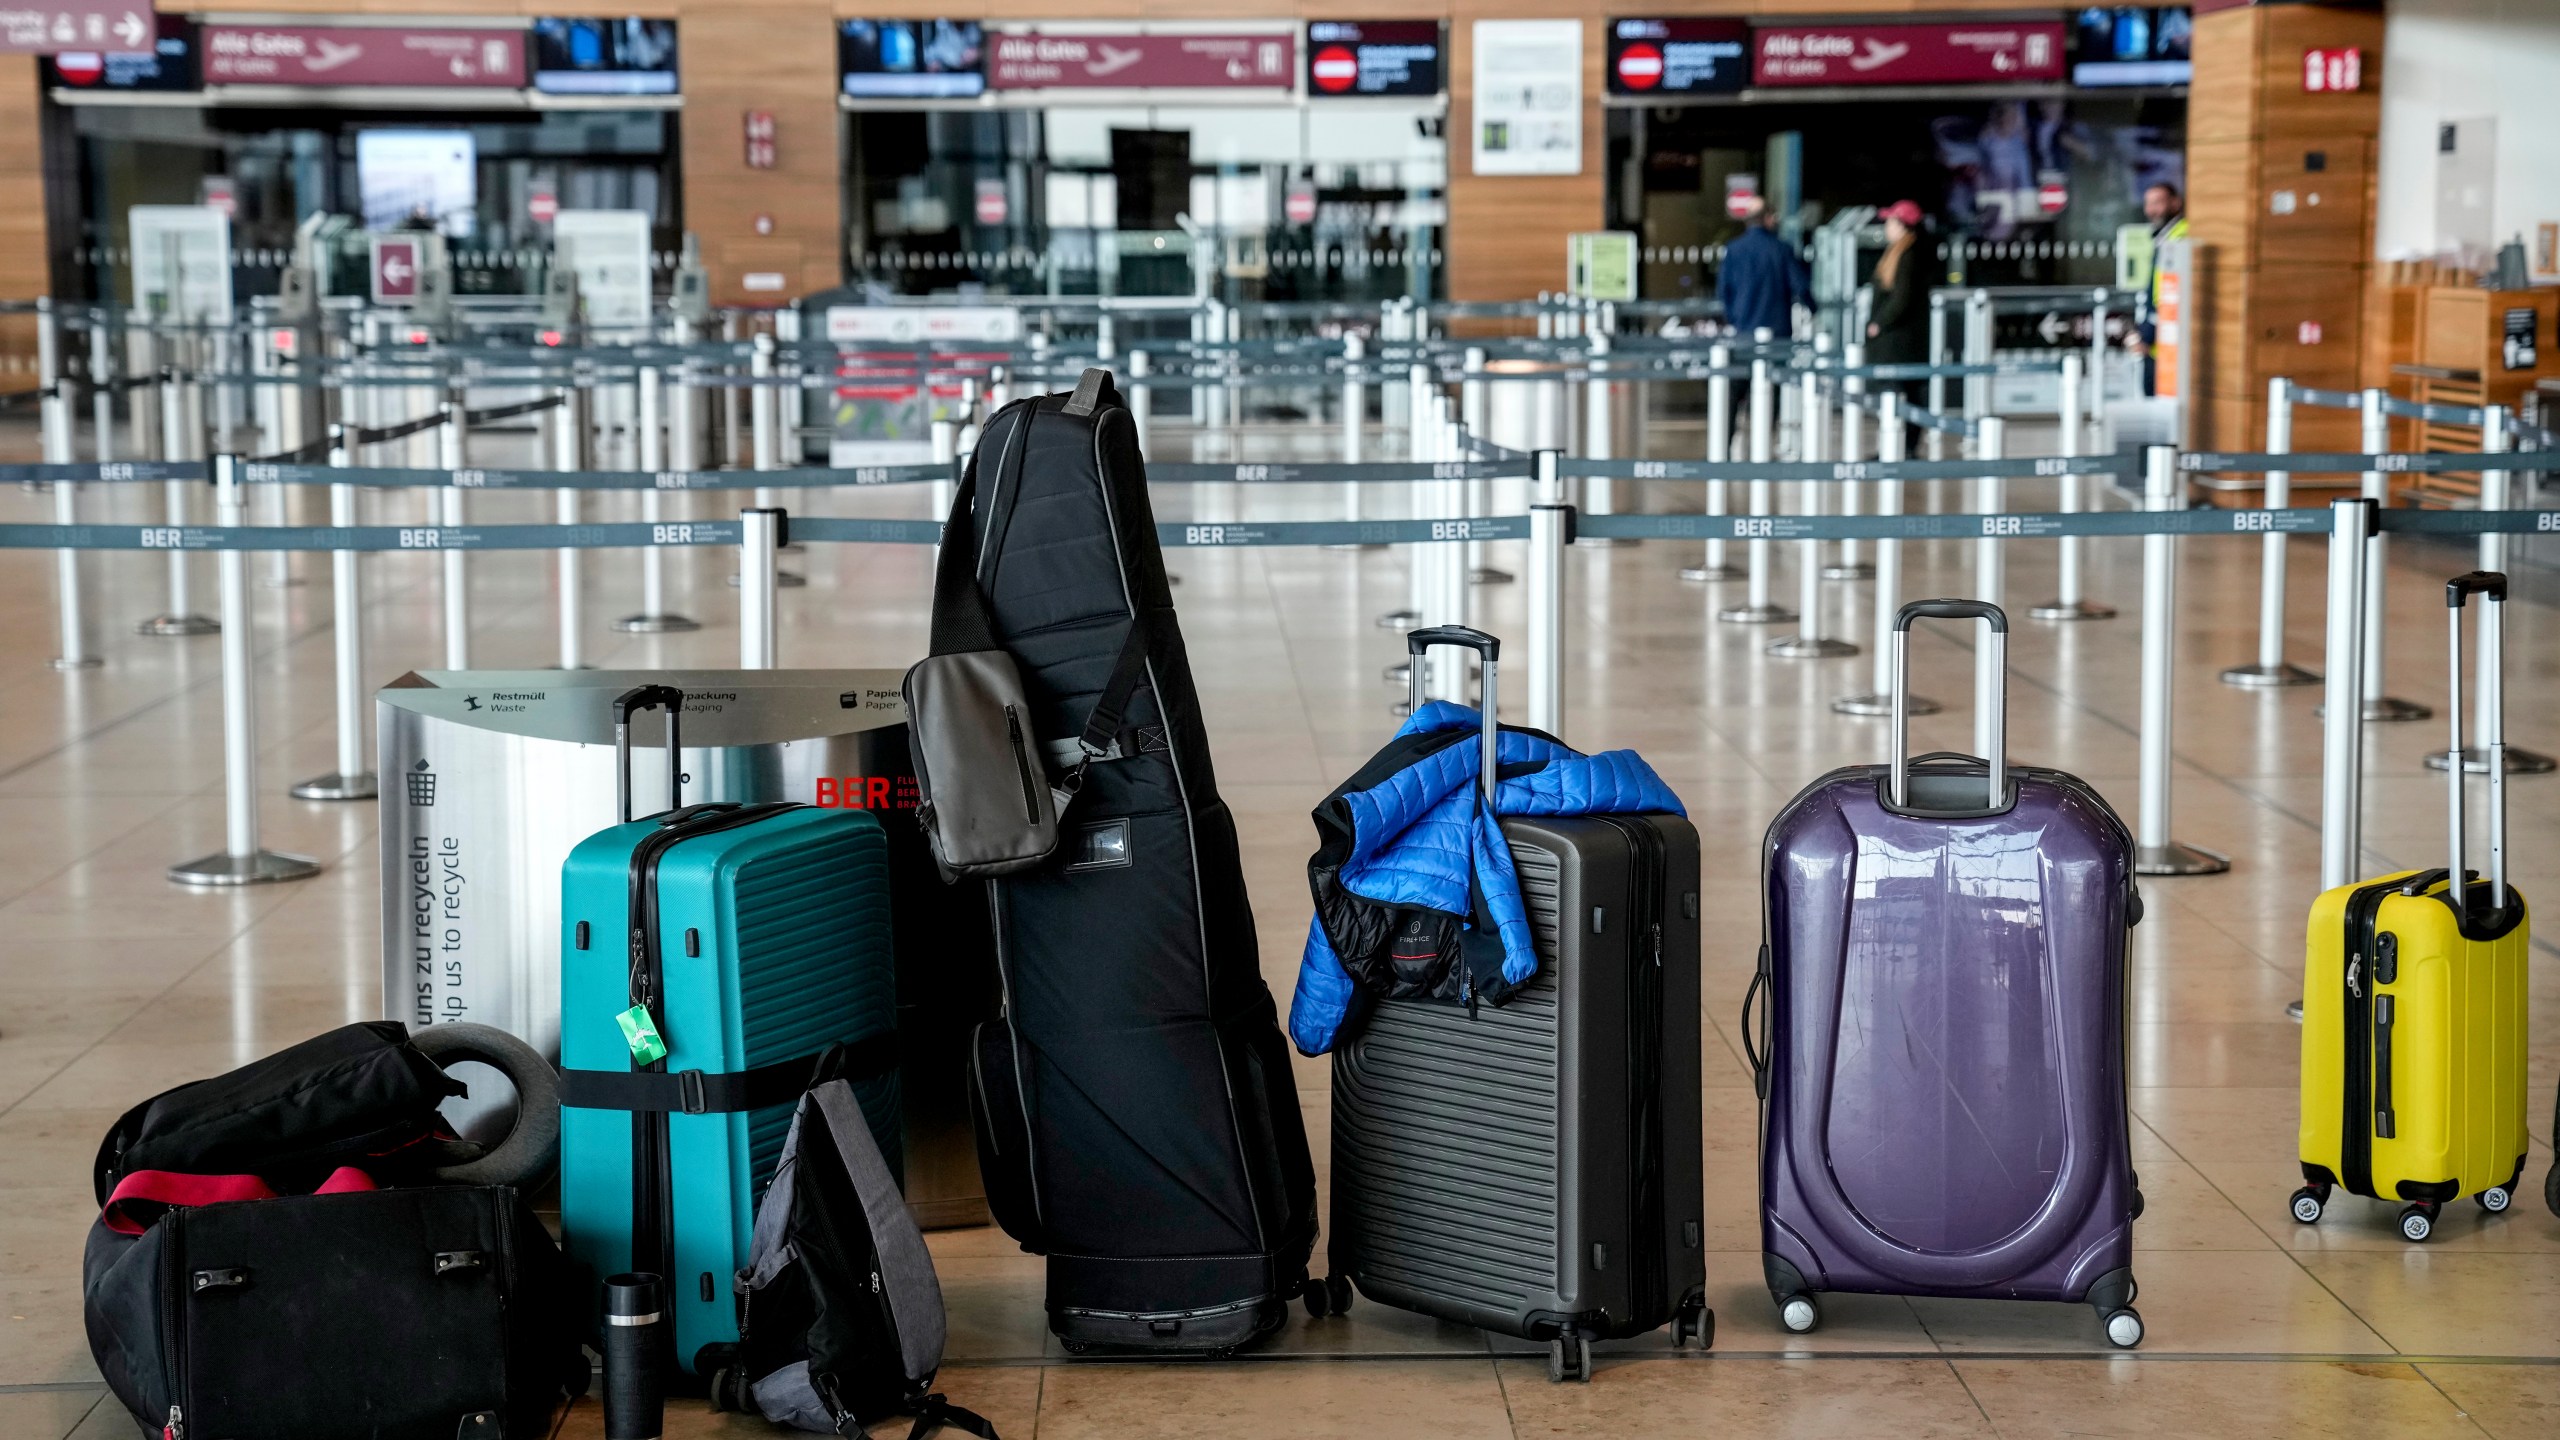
[[988, 28, 1294, 91], [203, 24, 524, 87], [1753, 22, 2062, 87]]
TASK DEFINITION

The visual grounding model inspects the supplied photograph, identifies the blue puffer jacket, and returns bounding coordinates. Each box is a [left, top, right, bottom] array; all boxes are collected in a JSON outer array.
[[1287, 703, 1686, 1056]]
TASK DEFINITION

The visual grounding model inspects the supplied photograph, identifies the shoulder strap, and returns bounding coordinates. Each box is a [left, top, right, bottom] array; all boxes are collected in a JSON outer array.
[[558, 1034, 896, 1117], [1060, 366, 1117, 418], [927, 401, 1037, 656]]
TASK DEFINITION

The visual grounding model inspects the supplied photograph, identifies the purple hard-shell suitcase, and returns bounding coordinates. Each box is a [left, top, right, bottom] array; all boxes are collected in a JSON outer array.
[[1746, 600, 2146, 1348]]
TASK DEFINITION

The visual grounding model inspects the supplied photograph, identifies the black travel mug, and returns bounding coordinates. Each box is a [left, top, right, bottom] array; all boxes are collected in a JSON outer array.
[[601, 1273, 666, 1440]]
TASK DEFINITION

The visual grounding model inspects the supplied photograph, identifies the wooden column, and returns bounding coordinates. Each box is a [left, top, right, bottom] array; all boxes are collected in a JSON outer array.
[[678, 3, 845, 306], [2188, 1, 2385, 459], [0, 55, 44, 392]]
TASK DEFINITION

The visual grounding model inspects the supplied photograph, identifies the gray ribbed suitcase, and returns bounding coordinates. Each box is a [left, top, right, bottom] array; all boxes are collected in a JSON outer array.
[[1326, 632, 1710, 1382]]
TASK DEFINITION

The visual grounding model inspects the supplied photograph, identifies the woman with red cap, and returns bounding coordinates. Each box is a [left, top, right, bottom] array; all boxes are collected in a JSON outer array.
[[1865, 200, 1932, 419]]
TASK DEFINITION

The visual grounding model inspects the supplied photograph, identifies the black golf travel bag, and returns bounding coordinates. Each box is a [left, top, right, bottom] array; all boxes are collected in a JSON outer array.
[[939, 368, 1317, 1353]]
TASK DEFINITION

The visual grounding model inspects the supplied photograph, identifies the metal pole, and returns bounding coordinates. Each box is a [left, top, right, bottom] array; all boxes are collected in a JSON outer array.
[[2034, 351, 2114, 620], [617, 365, 698, 633], [1834, 393, 1937, 717], [139, 366, 218, 635], [721, 312, 744, 468], [42, 302, 100, 670], [1771, 349, 1854, 658], [1461, 346, 1487, 436], [1127, 349, 1151, 454], [1527, 449, 1567, 735], [1962, 288, 1992, 431], [2428, 406, 2553, 773], [2087, 287, 2111, 447], [750, 332, 779, 509], [2135, 445, 2229, 875], [1583, 332, 1615, 527], [739, 507, 782, 668], [1682, 343, 1738, 581], [89, 309, 115, 465], [170, 455, 320, 886], [2222, 376, 2314, 682], [438, 389, 469, 669], [555, 386, 586, 670], [1340, 332, 1365, 527], [1720, 349, 1791, 623], [1925, 294, 1950, 461], [2352, 388, 2429, 721], [1378, 362, 1430, 631], [291, 425, 376, 801], [2319, 498, 2372, 892], [1825, 341, 1873, 580]]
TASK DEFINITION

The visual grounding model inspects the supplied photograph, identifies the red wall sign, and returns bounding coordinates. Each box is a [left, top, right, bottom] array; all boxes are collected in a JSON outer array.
[[1753, 22, 2063, 87], [2302, 47, 2361, 93], [372, 238, 421, 303], [1, 0, 153, 56], [203, 25, 523, 87], [743, 110, 776, 169], [988, 28, 1294, 91]]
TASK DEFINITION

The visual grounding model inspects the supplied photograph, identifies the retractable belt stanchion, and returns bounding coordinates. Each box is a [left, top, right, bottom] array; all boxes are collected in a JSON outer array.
[[1438, 403, 1469, 662], [88, 308, 115, 466], [2135, 445, 2229, 876], [1973, 416, 2008, 628], [2221, 376, 2315, 683], [1681, 343, 1739, 581], [1771, 347, 1855, 659], [2345, 388, 2430, 722], [1378, 363, 1429, 632], [1825, 342, 1874, 581], [2087, 288, 2112, 447], [1925, 295, 1951, 462], [42, 301, 99, 670], [1126, 350, 1151, 454], [1720, 348, 1792, 624], [292, 424, 377, 801], [1527, 449, 1568, 735], [2033, 352, 2115, 621], [139, 365, 218, 636], [1962, 289, 1993, 434], [1834, 393, 1937, 718], [439, 387, 470, 669], [1582, 332, 1617, 535], [554, 386, 588, 670], [618, 365, 698, 633], [170, 456, 321, 887], [2429, 407, 2553, 774], [746, 334, 806, 588], [740, 508, 784, 669], [928, 418, 957, 524], [1461, 346, 1487, 435]]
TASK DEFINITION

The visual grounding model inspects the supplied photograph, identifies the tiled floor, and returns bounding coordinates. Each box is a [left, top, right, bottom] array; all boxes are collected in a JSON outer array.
[[4, 400, 2557, 1439]]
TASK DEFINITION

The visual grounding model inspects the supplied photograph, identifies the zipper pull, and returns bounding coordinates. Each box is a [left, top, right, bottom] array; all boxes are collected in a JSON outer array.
[[870, 1270, 883, 1294], [165, 1407, 183, 1440], [2346, 952, 2362, 1000], [1651, 921, 1664, 969]]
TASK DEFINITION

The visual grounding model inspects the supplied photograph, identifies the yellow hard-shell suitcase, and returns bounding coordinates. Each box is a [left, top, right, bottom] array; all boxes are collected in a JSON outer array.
[[2295, 573, 2530, 1242]]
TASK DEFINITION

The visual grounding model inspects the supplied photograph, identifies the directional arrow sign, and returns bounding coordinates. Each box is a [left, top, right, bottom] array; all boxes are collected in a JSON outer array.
[[0, 0, 155, 55], [2036, 311, 2068, 344], [371, 236, 423, 305]]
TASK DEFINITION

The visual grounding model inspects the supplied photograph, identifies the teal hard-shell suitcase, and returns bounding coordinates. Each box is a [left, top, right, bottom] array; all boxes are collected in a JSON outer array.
[[559, 685, 899, 1376]]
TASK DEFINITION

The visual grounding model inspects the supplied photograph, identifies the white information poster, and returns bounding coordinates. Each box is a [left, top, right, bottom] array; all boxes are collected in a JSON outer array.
[[1472, 20, 1581, 177], [551, 209, 654, 330], [129, 205, 233, 322]]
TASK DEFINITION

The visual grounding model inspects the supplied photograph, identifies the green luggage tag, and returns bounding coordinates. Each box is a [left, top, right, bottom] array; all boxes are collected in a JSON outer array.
[[616, 1005, 669, 1066]]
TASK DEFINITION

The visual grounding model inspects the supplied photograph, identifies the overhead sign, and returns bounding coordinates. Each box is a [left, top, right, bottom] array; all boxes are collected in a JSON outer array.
[[2302, 46, 2360, 93], [988, 26, 1293, 92], [973, 178, 1008, 226], [1473, 19, 1581, 177], [371, 234, 422, 304], [0, 0, 151, 55], [1304, 20, 1441, 99], [1754, 22, 2063, 87], [2070, 6, 2192, 88], [1606, 18, 1747, 97], [841, 19, 983, 100], [42, 14, 196, 90], [202, 24, 526, 88]]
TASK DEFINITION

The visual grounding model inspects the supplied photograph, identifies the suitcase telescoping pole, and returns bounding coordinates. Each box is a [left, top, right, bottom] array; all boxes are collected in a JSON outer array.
[[2443, 573, 2511, 921], [613, 683, 685, 823], [1887, 598, 2005, 811], [1407, 626, 1499, 803]]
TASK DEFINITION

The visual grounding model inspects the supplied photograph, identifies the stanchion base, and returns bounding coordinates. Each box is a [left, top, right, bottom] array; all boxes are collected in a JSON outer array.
[[1374, 608, 1422, 630], [137, 614, 219, 637], [727, 572, 811, 589], [2135, 840, 2231, 877], [1767, 636, 1860, 659], [2313, 696, 2435, 723], [168, 849, 322, 887], [49, 655, 104, 671], [1469, 567, 1514, 585], [613, 613, 703, 634], [1833, 692, 1943, 718], [1718, 604, 1796, 625], [1678, 564, 1742, 582], [2220, 661, 2321, 689], [290, 771, 379, 802], [2425, 745, 2558, 776], [1820, 563, 1876, 581], [1382, 662, 1411, 684], [2031, 598, 2119, 622]]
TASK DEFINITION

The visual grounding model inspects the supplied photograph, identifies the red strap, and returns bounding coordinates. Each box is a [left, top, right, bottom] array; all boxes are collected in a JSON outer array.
[[103, 1166, 380, 1235]]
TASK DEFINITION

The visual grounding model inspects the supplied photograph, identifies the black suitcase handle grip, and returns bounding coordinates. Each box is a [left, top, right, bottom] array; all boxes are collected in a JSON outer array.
[[611, 685, 685, 823], [1407, 625, 1500, 661], [2445, 571, 2506, 607], [1894, 598, 2008, 634]]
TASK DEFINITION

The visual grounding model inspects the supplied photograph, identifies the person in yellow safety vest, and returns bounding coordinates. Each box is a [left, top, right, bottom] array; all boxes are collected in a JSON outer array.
[[2127, 180, 2187, 396]]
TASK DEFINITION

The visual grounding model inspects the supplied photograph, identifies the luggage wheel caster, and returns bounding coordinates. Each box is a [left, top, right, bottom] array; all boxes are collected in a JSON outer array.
[[1669, 1304, 1712, 1350], [2546, 1161, 2560, 1221], [1546, 1335, 1592, 1384], [2289, 1185, 2329, 1225], [2476, 1185, 2512, 1215], [2129, 1188, 2146, 1221], [2398, 1203, 2439, 1243], [1059, 1337, 1093, 1355], [1777, 1293, 1820, 1335], [1304, 1274, 1354, 1319], [2103, 1308, 2144, 1349], [707, 1366, 748, 1413]]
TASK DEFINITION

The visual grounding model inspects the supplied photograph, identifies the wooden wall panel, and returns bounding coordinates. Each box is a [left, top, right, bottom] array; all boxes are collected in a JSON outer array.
[[0, 55, 42, 391], [677, 4, 844, 305], [1443, 8, 1602, 307]]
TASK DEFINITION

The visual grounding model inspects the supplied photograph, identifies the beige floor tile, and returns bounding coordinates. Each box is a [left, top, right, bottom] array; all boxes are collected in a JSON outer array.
[[1955, 1358, 2485, 1438], [2414, 1361, 2560, 1440], [1502, 1356, 1988, 1438], [1035, 1358, 1513, 1440], [2193, 1158, 2560, 1256], [0, 1388, 106, 1440], [1692, 1252, 1942, 1354], [2300, 1251, 2560, 1358], [1908, 1250, 2392, 1356]]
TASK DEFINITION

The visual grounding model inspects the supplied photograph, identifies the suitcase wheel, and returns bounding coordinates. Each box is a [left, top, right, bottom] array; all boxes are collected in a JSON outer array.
[[1776, 1293, 1820, 1335], [2288, 1185, 2329, 1225], [1669, 1302, 1712, 1351], [2103, 1308, 2144, 1349], [2398, 1203, 2439, 1243], [2545, 1160, 2560, 1221], [1546, 1335, 1592, 1384], [1302, 1273, 1352, 1320], [2475, 1185, 2512, 1215]]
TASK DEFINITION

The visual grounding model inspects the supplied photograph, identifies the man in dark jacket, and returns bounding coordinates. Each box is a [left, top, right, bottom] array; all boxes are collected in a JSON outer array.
[[1716, 196, 1810, 338]]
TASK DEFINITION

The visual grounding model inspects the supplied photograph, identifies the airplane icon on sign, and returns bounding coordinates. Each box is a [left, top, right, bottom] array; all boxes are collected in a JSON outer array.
[[305, 38, 363, 73]]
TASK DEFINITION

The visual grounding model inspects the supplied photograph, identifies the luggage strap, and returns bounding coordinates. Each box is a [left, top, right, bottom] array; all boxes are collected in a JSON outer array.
[[1061, 366, 1117, 417], [103, 1165, 378, 1235], [559, 1032, 896, 1116]]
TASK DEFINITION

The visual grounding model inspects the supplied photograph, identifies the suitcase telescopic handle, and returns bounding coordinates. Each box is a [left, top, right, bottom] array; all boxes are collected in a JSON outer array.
[[1407, 626, 1501, 804], [1889, 600, 2007, 811], [2443, 572, 2508, 917], [611, 684, 685, 823]]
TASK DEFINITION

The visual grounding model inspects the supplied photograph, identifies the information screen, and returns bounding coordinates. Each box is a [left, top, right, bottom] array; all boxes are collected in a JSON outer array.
[[841, 19, 985, 99]]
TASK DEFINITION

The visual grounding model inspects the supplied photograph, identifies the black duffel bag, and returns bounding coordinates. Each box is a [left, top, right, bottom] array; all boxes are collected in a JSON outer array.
[[85, 1183, 583, 1440]]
